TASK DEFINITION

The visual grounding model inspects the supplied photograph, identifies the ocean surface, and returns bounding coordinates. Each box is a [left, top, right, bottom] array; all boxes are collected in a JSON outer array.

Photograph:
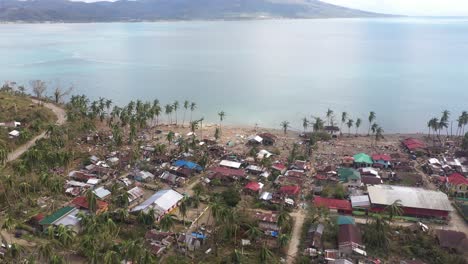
[[1, 18, 468, 133]]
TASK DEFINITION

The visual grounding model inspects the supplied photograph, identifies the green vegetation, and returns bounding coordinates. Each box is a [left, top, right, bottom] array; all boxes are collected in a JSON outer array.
[[0, 90, 56, 150]]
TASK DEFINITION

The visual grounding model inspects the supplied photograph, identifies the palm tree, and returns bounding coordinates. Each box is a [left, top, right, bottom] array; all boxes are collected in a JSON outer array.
[[214, 127, 221, 141], [355, 118, 362, 136], [160, 213, 176, 231], [218, 111, 226, 132], [371, 123, 379, 136], [0, 145, 8, 166], [385, 199, 403, 221], [440, 110, 450, 137], [326, 108, 334, 126], [173, 101, 179, 125], [245, 224, 262, 241], [428, 117, 440, 138], [183, 100, 189, 127], [302, 117, 309, 132], [167, 131, 175, 145], [190, 102, 197, 123], [368, 111, 376, 136], [179, 199, 188, 228], [313, 117, 325, 132], [281, 121, 290, 135], [277, 209, 292, 232], [340, 112, 347, 135], [85, 189, 98, 214], [346, 119, 354, 136], [375, 126, 384, 146], [165, 104, 173, 125], [277, 233, 290, 250], [259, 243, 275, 264]]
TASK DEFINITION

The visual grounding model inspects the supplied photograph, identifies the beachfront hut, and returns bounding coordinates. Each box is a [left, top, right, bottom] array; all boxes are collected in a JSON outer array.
[[353, 153, 373, 168]]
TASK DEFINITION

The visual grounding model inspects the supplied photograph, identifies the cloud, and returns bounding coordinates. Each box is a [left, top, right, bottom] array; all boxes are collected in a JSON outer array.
[[321, 0, 468, 16]]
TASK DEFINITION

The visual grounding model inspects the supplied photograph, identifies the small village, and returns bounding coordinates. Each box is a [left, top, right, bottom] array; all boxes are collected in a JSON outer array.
[[0, 87, 467, 264]]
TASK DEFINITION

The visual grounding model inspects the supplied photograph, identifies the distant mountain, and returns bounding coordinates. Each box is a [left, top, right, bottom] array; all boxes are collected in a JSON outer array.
[[0, 0, 388, 22]]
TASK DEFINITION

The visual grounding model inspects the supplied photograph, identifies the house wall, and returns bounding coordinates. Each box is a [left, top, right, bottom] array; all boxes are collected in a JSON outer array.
[[371, 204, 449, 219]]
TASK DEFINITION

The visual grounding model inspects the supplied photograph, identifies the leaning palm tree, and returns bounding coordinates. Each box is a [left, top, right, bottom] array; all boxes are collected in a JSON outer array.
[[355, 118, 362, 136], [346, 119, 354, 137], [85, 189, 97, 214], [440, 110, 450, 137], [281, 121, 290, 135], [368, 111, 376, 136]]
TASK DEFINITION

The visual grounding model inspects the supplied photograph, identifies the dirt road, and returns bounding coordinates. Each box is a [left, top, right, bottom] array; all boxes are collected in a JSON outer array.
[[6, 100, 66, 162], [286, 209, 306, 264]]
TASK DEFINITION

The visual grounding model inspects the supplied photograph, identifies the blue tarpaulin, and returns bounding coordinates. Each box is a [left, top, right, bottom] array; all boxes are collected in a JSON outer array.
[[191, 232, 207, 239], [174, 160, 203, 171]]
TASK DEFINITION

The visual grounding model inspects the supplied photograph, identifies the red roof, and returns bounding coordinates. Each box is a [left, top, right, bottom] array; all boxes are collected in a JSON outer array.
[[402, 138, 426, 150], [272, 163, 287, 172], [71, 196, 108, 211], [440, 173, 468, 185], [279, 185, 301, 195], [314, 196, 352, 212], [315, 174, 328, 180], [372, 154, 391, 162], [245, 181, 261, 192]]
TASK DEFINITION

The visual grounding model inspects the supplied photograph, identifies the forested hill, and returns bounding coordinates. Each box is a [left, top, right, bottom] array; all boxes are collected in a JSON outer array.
[[0, 0, 388, 22]]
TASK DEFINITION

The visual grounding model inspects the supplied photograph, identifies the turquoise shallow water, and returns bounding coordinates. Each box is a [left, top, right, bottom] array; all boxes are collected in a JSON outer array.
[[1, 18, 468, 133]]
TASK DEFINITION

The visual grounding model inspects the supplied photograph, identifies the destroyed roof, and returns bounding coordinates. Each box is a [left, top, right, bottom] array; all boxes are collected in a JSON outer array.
[[71, 196, 108, 211], [338, 168, 361, 182], [435, 229, 468, 250], [127, 187, 145, 202], [338, 224, 362, 245], [368, 185, 452, 211], [372, 154, 391, 161], [279, 185, 301, 195], [209, 166, 246, 178], [253, 211, 278, 223]]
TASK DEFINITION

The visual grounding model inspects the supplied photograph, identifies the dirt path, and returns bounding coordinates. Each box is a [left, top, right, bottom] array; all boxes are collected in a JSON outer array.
[[286, 209, 306, 264], [6, 100, 66, 162]]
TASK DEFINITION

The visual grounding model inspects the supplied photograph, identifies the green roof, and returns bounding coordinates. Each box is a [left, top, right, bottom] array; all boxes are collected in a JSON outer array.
[[337, 215, 355, 225], [39, 206, 75, 225], [353, 153, 373, 164], [338, 168, 361, 182]]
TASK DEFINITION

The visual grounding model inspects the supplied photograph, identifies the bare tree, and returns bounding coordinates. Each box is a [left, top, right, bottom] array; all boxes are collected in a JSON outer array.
[[30, 80, 47, 105], [53, 81, 73, 104]]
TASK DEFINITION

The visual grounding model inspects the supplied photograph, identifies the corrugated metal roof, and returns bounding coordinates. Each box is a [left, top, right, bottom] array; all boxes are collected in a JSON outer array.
[[131, 189, 183, 213], [39, 206, 76, 225], [368, 185, 452, 211], [220, 160, 242, 169]]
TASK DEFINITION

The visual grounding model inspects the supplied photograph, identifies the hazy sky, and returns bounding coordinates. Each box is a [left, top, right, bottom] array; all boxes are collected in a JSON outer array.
[[321, 0, 468, 16]]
